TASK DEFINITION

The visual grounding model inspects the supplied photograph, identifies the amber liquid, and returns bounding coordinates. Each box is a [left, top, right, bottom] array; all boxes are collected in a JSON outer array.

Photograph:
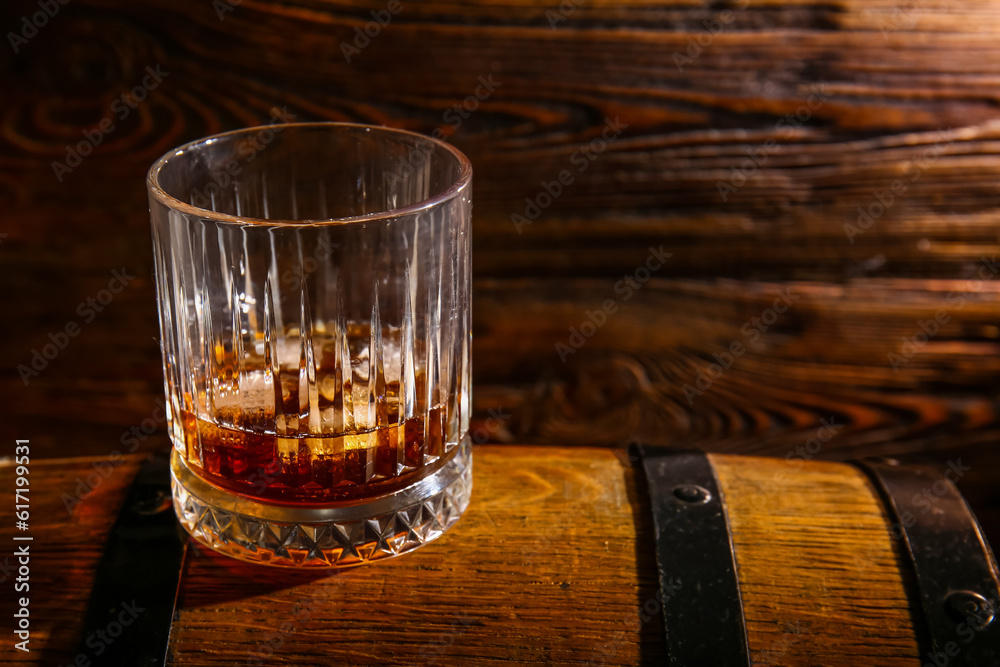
[[176, 347, 455, 504]]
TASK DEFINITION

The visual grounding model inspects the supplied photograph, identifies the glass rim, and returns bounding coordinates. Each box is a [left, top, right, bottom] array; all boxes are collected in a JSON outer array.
[[146, 121, 473, 227]]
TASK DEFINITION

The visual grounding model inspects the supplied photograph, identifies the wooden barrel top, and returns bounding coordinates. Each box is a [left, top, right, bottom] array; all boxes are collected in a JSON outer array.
[[0, 446, 954, 665], [2, 446, 663, 665]]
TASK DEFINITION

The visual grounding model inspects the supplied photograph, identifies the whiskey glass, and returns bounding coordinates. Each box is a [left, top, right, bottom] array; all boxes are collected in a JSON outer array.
[[147, 123, 472, 567]]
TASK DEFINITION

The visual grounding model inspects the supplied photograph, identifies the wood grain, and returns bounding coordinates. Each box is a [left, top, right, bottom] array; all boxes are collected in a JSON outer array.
[[3, 0, 1000, 467], [6, 447, 979, 665], [3, 0, 1000, 615], [170, 446, 664, 666], [4, 1, 1000, 661], [0, 454, 144, 664], [475, 278, 1000, 450], [0, 446, 664, 666], [710, 453, 922, 666]]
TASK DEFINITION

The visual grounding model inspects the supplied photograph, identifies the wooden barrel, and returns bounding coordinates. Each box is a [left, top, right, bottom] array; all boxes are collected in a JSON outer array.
[[5, 445, 999, 665]]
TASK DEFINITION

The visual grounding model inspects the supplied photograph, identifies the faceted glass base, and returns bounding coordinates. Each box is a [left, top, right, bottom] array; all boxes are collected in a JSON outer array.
[[171, 439, 472, 568]]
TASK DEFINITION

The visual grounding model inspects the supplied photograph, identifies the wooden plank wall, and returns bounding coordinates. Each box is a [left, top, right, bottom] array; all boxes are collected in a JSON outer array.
[[2, 0, 999, 491]]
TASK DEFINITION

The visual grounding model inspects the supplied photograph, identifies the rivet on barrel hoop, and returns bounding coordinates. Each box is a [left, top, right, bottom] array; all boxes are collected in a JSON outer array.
[[673, 484, 711, 504], [636, 446, 751, 665], [945, 590, 995, 630], [856, 458, 1000, 666]]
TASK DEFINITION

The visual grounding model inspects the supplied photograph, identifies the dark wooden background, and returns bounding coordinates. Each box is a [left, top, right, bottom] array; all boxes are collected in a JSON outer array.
[[2, 0, 999, 540]]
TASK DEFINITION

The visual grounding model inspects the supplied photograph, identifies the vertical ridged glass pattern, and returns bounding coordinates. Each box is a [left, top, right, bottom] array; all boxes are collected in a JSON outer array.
[[149, 124, 471, 505]]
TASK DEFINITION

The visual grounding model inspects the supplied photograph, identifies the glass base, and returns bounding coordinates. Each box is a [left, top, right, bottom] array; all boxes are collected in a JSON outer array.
[[171, 439, 472, 568]]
